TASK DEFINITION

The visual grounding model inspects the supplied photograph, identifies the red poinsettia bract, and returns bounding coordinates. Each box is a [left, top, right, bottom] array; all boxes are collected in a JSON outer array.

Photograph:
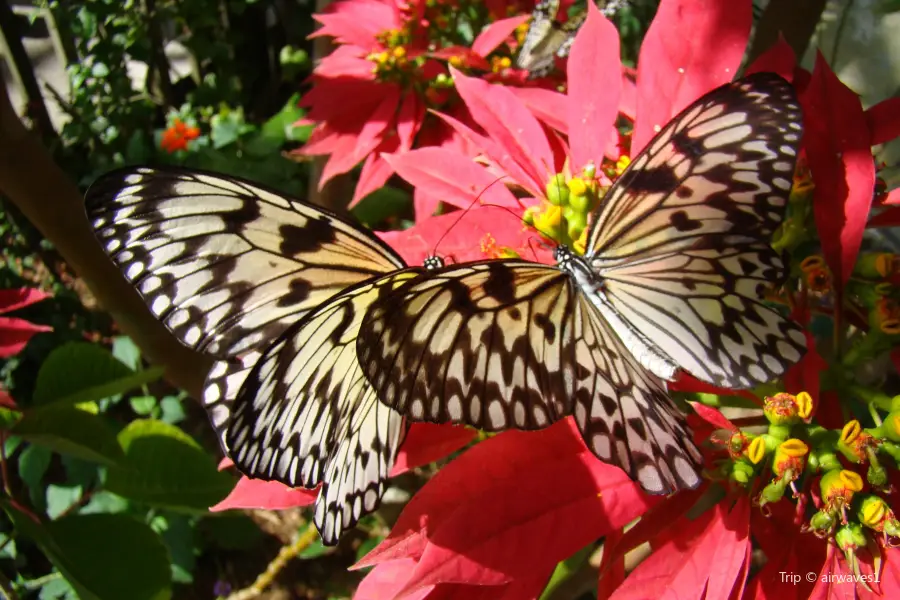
[[0, 288, 51, 358], [297, 0, 537, 210]]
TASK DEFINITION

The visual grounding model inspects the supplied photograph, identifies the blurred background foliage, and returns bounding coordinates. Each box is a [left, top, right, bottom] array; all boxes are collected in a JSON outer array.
[[0, 0, 897, 598]]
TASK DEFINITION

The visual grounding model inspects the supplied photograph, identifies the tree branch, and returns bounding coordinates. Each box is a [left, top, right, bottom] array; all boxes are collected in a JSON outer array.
[[0, 81, 210, 399]]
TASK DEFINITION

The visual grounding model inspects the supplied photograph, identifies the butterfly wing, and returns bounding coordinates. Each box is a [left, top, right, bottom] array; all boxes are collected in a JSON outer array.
[[86, 167, 405, 359], [357, 260, 702, 494], [516, 0, 585, 78], [585, 73, 807, 388], [227, 271, 422, 544]]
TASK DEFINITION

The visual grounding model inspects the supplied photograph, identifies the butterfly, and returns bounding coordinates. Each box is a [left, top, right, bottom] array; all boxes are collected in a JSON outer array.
[[86, 167, 443, 544], [356, 73, 808, 495], [516, 0, 628, 78], [516, 0, 586, 78]]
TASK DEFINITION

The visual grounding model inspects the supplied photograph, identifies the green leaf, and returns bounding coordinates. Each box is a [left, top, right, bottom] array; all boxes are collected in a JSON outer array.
[[13, 406, 125, 466], [111, 337, 141, 371], [5, 506, 172, 600], [130, 396, 157, 416], [46, 485, 82, 519], [156, 514, 196, 584], [33, 342, 164, 406], [19, 444, 52, 510], [259, 93, 309, 143], [80, 491, 129, 515], [105, 420, 233, 512], [61, 455, 100, 490], [352, 186, 412, 228], [0, 532, 17, 559], [159, 396, 186, 425], [0, 406, 21, 430], [37, 575, 75, 600]]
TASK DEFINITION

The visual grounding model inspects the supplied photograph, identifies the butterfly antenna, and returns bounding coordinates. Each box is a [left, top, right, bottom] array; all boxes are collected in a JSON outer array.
[[431, 175, 509, 256]]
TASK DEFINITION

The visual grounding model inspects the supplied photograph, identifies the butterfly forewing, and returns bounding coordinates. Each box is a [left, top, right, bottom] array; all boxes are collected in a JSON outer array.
[[586, 73, 807, 388], [86, 167, 405, 359]]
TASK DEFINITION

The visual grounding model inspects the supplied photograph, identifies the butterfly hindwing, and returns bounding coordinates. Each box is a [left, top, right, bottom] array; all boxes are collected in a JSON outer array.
[[586, 73, 807, 388], [228, 270, 422, 544], [86, 167, 404, 359]]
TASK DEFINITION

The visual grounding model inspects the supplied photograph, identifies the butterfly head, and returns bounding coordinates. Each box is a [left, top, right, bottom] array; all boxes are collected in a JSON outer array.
[[424, 255, 445, 270], [554, 244, 573, 267]]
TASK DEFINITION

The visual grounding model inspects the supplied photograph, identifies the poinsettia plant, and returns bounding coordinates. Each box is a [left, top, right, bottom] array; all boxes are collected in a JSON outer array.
[[227, 0, 900, 598]]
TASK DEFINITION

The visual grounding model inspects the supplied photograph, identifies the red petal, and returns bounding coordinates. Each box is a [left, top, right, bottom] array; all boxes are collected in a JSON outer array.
[[0, 317, 52, 358], [611, 500, 749, 600], [745, 36, 797, 81], [414, 189, 442, 220], [354, 559, 434, 600], [314, 53, 376, 78], [311, 0, 400, 44], [867, 97, 900, 146], [393, 451, 657, 596], [706, 497, 751, 599], [882, 189, 900, 206], [319, 87, 401, 186], [471, 15, 530, 57], [632, 0, 752, 154], [0, 288, 50, 314], [218, 457, 234, 470], [510, 87, 568, 134], [397, 93, 425, 152], [801, 53, 876, 289], [210, 477, 317, 511], [598, 485, 707, 579], [451, 68, 554, 196], [352, 138, 401, 207], [354, 421, 591, 568], [377, 204, 544, 266], [688, 402, 739, 431], [391, 424, 475, 476], [385, 148, 522, 210], [567, 2, 621, 173]]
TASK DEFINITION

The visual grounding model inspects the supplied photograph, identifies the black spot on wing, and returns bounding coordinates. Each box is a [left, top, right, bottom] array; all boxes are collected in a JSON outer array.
[[279, 216, 337, 255], [482, 263, 517, 304], [617, 165, 679, 194], [276, 278, 312, 307], [669, 210, 703, 232], [671, 129, 704, 157]]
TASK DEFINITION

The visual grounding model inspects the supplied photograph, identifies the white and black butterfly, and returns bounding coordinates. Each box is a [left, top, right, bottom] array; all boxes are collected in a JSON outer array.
[[517, 0, 627, 78], [356, 73, 808, 494], [86, 168, 442, 544]]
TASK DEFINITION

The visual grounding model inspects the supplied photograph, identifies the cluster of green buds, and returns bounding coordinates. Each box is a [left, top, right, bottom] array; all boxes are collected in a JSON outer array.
[[524, 158, 630, 251], [720, 389, 900, 553]]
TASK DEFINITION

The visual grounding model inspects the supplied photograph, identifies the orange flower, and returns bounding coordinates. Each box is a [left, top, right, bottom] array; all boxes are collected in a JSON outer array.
[[160, 119, 200, 153]]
